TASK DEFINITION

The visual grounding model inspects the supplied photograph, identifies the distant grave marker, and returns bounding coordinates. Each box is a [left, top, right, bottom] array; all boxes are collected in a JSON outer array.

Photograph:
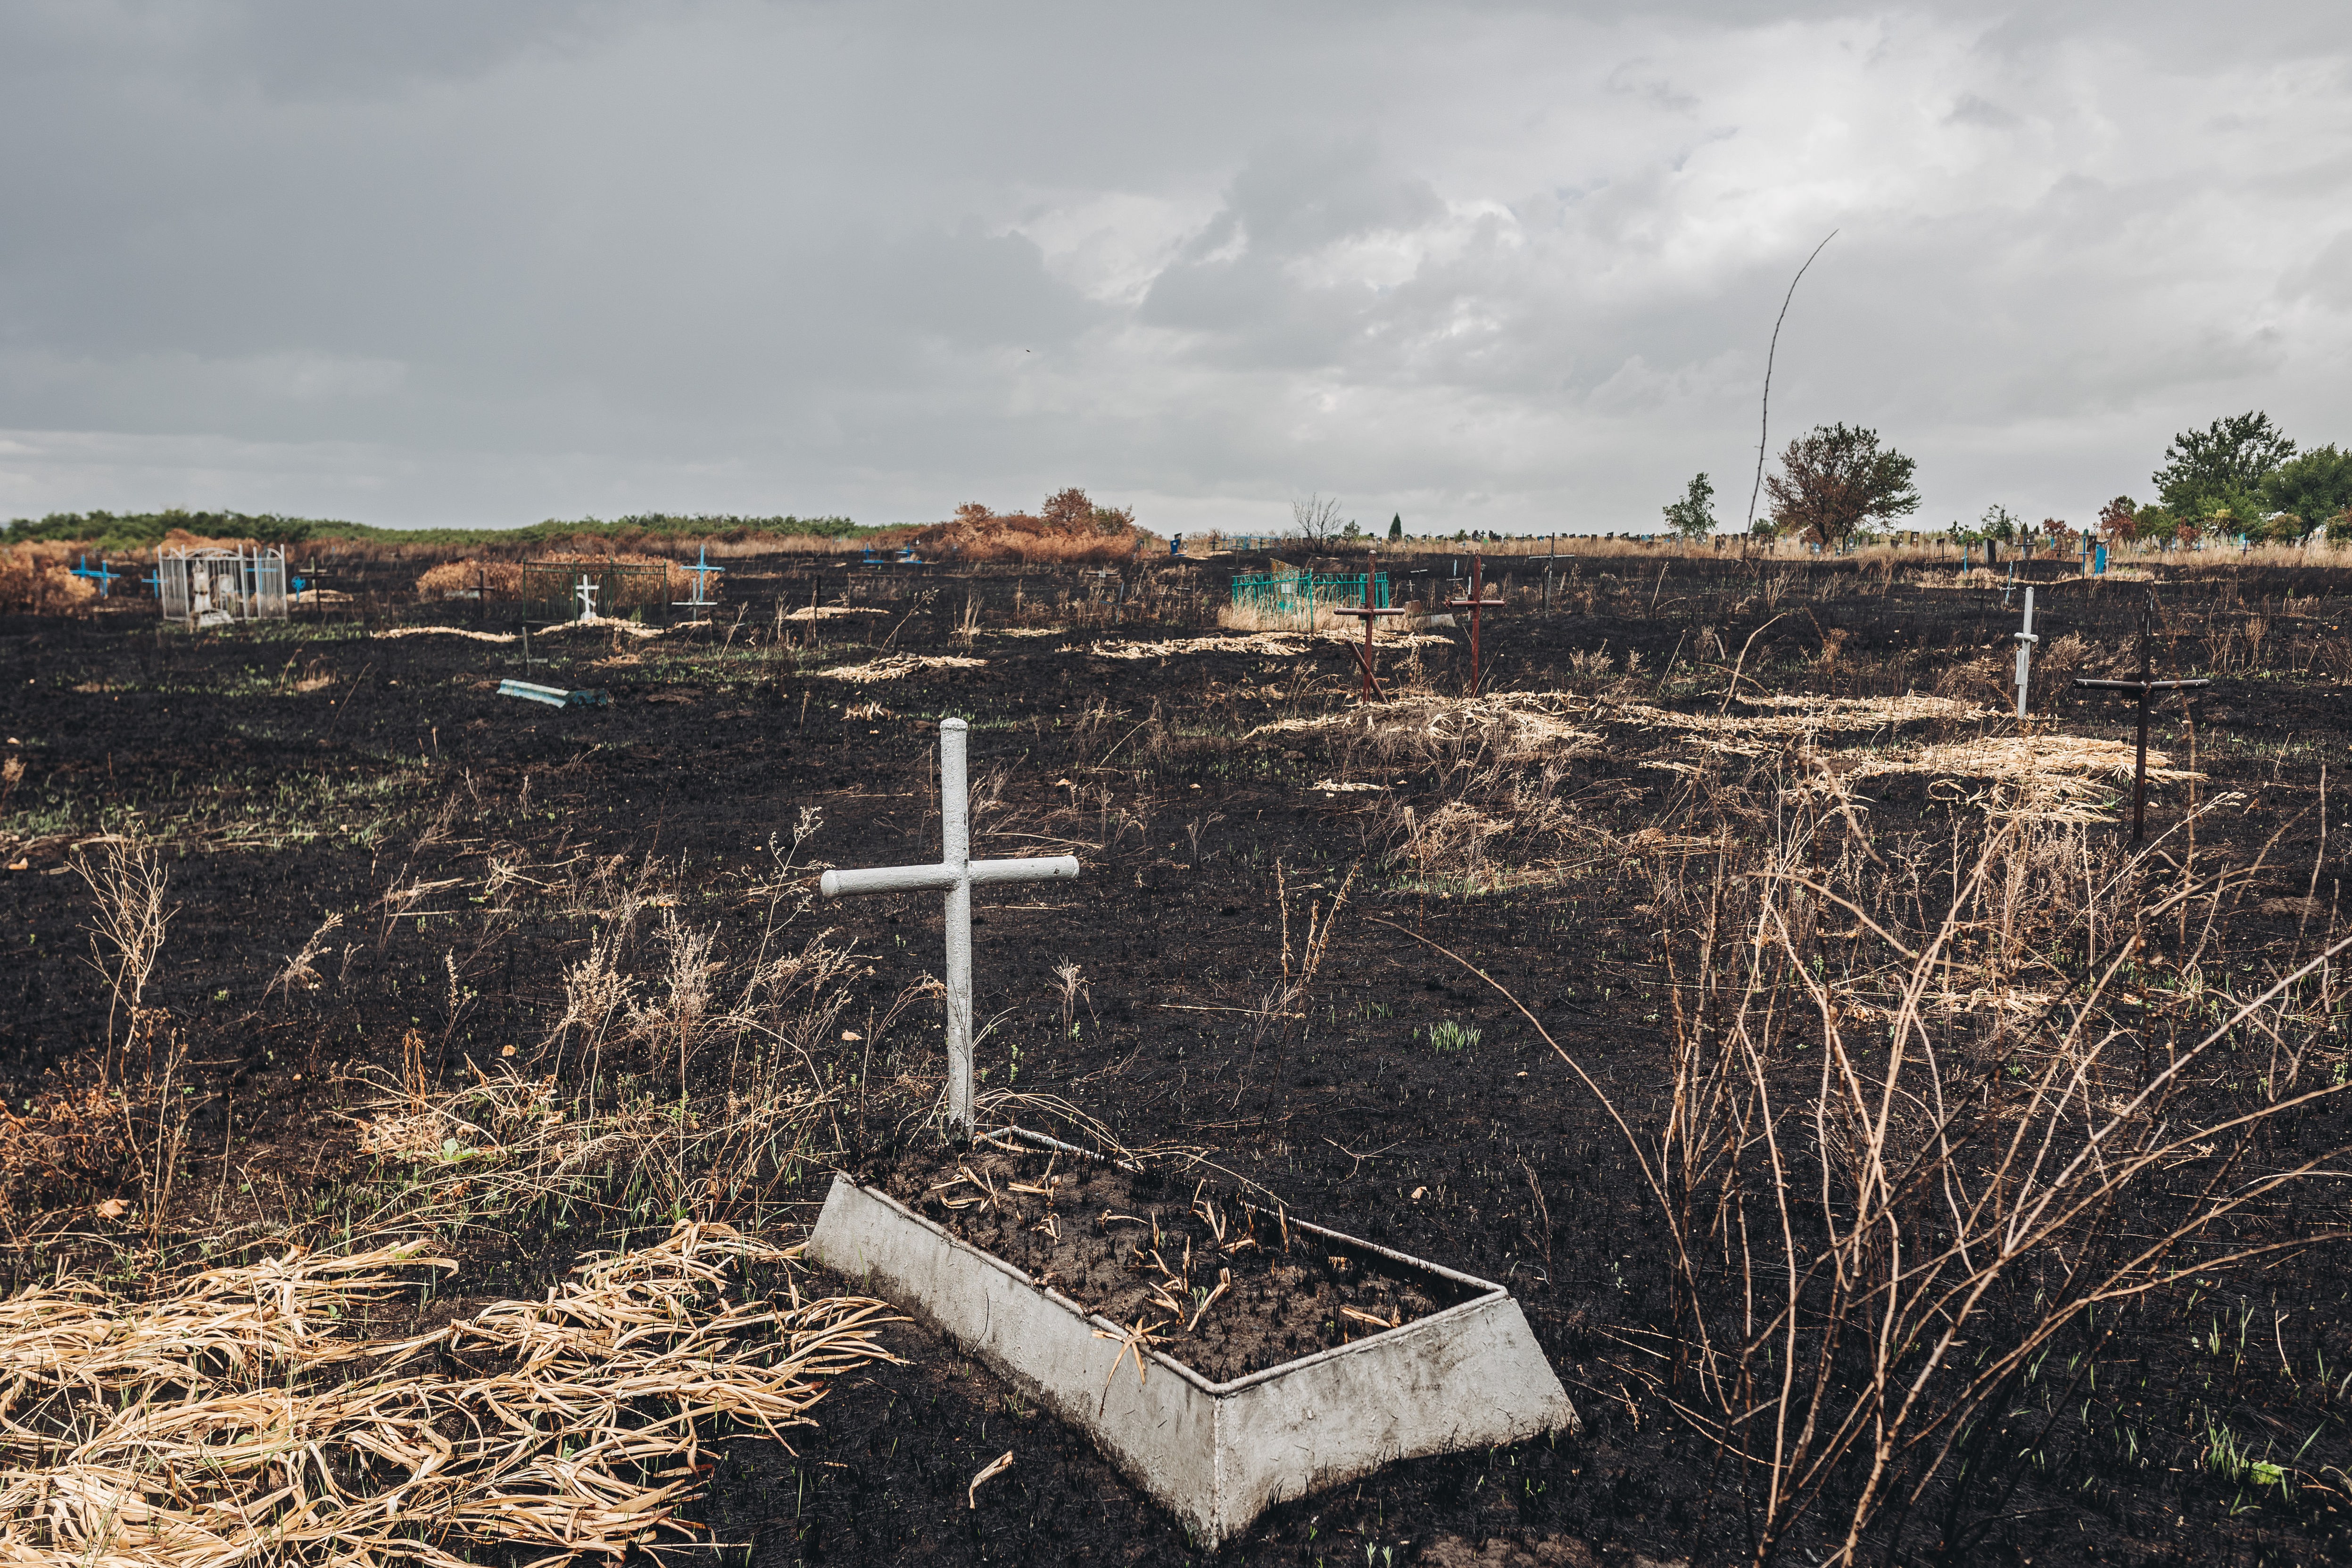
[[1330, 550, 1405, 700], [1446, 555, 1506, 697], [2012, 585, 2038, 719], [2072, 606, 2212, 843]]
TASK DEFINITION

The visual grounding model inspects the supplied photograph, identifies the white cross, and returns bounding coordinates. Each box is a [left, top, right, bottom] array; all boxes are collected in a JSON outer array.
[[576, 574, 600, 621], [2012, 584, 2038, 719], [820, 717, 1079, 1139]]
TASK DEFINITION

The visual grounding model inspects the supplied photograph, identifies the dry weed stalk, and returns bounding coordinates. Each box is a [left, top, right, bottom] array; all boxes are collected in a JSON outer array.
[[71, 834, 174, 1090], [1244, 862, 1359, 1121], [1415, 776, 2352, 1564], [0, 1225, 899, 1567], [266, 912, 345, 1004]]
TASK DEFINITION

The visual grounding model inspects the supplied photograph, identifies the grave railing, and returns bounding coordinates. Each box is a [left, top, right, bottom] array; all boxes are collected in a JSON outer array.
[[1229, 569, 1392, 615]]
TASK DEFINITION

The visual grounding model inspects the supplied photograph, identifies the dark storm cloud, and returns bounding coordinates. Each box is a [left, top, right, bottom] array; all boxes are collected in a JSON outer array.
[[0, 0, 2346, 531]]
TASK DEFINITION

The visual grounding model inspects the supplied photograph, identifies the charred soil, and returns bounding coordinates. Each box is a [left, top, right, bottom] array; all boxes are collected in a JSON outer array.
[[3, 550, 2351, 1567]]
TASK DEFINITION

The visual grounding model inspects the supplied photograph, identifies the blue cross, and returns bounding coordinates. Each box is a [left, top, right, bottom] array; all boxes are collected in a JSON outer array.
[[686, 543, 724, 602], [72, 555, 122, 597]]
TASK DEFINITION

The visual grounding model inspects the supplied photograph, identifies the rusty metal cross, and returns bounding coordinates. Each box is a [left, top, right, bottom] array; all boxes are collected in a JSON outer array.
[[1330, 550, 1406, 700], [1446, 555, 1506, 697]]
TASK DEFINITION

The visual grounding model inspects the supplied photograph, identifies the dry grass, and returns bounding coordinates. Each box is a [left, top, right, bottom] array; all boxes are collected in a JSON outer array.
[[1839, 734, 2205, 823], [902, 501, 1156, 564], [1091, 631, 1327, 660], [1403, 761, 2352, 1565], [1251, 691, 1598, 756], [1610, 693, 1992, 755], [414, 554, 701, 600], [815, 654, 988, 683], [0, 1224, 900, 1567], [1214, 601, 1353, 634], [0, 543, 99, 615], [372, 626, 518, 643]]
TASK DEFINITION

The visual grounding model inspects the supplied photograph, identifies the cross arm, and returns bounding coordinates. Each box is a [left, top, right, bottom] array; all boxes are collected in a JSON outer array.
[[822, 863, 961, 897], [969, 855, 1081, 887], [820, 855, 1080, 898]]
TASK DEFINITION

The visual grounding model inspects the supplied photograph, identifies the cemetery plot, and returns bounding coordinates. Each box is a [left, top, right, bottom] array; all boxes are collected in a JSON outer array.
[[868, 1142, 1464, 1382]]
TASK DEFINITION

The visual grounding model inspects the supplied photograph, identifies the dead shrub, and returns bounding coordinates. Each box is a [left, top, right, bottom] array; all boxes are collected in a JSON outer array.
[[903, 489, 1157, 563], [413, 552, 697, 600], [0, 543, 99, 614], [1433, 776, 2352, 1566]]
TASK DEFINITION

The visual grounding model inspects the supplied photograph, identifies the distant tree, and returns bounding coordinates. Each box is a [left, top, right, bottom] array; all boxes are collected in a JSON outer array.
[[1040, 487, 1135, 536], [1661, 472, 1719, 542], [1979, 505, 2020, 544], [2040, 516, 2070, 539], [1763, 424, 1921, 549], [2153, 412, 2295, 523], [1292, 494, 1346, 545], [2260, 445, 2352, 533], [2328, 506, 2352, 545], [1341, 517, 1365, 540], [1388, 514, 1403, 540], [2096, 496, 2139, 539], [1040, 489, 1092, 531]]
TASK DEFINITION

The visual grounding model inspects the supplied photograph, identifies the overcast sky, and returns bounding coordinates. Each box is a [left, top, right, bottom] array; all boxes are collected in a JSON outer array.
[[1, 1, 2345, 536]]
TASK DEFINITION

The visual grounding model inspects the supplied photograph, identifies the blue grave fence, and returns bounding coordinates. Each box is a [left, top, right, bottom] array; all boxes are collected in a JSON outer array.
[[1230, 569, 1393, 615]]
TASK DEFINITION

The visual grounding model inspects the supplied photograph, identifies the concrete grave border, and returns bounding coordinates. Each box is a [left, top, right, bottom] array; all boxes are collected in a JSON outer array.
[[805, 1132, 1578, 1546]]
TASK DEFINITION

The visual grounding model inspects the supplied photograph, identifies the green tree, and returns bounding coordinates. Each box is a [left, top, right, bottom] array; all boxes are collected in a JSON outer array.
[[1661, 472, 1718, 541], [1388, 513, 1403, 540], [2259, 445, 2352, 536], [2153, 411, 2295, 523], [1763, 424, 1921, 548]]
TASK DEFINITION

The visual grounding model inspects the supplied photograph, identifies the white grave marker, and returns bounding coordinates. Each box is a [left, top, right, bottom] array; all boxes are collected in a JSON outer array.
[[2012, 584, 2038, 718], [820, 717, 1078, 1138], [575, 574, 600, 622]]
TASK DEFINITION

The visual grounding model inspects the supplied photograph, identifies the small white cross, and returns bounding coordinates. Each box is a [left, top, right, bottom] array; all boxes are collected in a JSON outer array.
[[576, 574, 600, 621], [821, 717, 1079, 1139]]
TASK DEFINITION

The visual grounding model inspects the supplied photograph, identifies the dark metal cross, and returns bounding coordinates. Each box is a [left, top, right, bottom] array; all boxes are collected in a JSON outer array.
[[1330, 549, 1406, 700], [1446, 554, 1506, 697], [2071, 606, 2211, 843]]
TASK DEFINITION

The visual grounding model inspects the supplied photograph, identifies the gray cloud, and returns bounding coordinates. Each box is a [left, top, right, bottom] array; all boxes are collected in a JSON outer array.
[[1, 0, 2346, 533]]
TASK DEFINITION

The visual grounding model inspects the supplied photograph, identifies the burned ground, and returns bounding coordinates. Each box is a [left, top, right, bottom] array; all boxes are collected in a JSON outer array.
[[2, 553, 2348, 1567]]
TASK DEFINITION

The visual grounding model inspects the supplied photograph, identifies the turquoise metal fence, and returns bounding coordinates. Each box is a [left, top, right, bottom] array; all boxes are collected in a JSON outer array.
[[1230, 569, 1392, 615]]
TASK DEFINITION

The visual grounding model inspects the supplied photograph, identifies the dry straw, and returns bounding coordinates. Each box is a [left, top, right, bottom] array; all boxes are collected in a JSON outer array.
[[1089, 631, 1322, 660], [1251, 691, 1599, 754], [1840, 735, 2204, 823], [1614, 692, 1989, 753], [0, 1223, 898, 1567], [816, 654, 988, 683]]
